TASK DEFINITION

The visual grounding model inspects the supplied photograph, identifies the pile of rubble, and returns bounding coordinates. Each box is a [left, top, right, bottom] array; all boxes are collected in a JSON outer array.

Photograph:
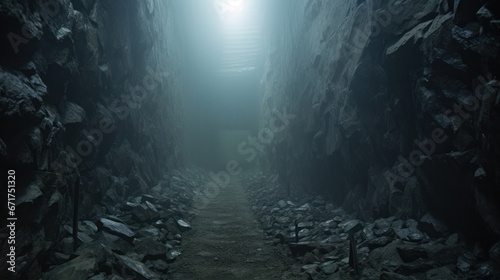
[[41, 168, 207, 280], [243, 172, 500, 280]]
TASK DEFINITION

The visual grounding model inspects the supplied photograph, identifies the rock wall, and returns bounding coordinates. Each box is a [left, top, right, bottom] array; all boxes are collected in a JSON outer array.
[[0, 0, 184, 277], [260, 0, 500, 244]]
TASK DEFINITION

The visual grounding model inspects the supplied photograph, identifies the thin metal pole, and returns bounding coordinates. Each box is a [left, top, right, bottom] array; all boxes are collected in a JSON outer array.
[[73, 179, 80, 251], [349, 232, 359, 274]]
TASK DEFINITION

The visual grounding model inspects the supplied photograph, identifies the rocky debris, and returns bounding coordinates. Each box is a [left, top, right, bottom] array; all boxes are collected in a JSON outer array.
[[61, 102, 86, 124], [82, 221, 99, 233], [43, 256, 98, 280], [176, 219, 192, 231], [298, 221, 314, 229], [131, 203, 158, 223], [396, 246, 428, 263], [99, 218, 135, 242], [321, 261, 338, 274], [166, 250, 182, 263], [367, 236, 394, 250], [242, 172, 492, 280], [456, 253, 473, 273], [380, 272, 415, 280], [114, 253, 160, 280], [489, 241, 500, 263], [340, 219, 363, 234], [63, 225, 94, 244], [418, 213, 449, 238], [133, 237, 166, 260], [35, 168, 207, 279]]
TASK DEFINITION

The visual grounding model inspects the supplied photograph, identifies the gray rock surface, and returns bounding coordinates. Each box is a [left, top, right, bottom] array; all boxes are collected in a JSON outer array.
[[259, 0, 500, 249], [0, 1, 185, 278]]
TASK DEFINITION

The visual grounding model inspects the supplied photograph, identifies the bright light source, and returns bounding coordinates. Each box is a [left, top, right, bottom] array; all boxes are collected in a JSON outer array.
[[212, 0, 262, 73], [214, 0, 245, 23], [229, 0, 244, 12]]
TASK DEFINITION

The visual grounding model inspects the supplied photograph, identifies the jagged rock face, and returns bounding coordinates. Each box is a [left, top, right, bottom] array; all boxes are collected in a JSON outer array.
[[260, 0, 500, 242], [0, 0, 183, 277]]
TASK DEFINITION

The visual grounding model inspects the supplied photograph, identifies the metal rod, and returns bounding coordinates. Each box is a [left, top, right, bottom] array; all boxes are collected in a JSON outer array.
[[294, 219, 299, 242], [72, 179, 80, 251], [349, 232, 359, 274]]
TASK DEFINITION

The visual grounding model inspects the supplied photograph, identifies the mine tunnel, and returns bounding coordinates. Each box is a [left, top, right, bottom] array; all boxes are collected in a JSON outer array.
[[1, 0, 500, 279]]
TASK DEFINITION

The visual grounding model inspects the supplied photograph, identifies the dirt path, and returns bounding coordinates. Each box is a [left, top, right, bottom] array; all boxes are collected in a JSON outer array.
[[168, 180, 287, 279]]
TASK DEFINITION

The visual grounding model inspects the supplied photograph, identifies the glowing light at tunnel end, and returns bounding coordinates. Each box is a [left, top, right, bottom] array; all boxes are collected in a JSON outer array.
[[214, 0, 245, 23]]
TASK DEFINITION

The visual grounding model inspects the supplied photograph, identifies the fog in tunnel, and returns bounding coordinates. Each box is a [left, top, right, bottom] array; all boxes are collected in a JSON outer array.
[[177, 0, 266, 170], [1, 0, 500, 279]]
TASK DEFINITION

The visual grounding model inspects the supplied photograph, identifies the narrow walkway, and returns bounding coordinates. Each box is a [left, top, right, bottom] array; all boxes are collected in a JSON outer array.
[[169, 180, 286, 279]]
